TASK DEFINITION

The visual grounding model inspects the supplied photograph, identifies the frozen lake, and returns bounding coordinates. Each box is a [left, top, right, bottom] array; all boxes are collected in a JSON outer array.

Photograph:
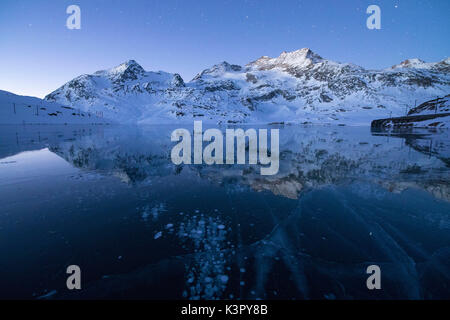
[[0, 124, 449, 299]]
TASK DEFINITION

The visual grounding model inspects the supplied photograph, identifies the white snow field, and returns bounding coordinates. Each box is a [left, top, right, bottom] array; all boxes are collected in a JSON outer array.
[[0, 90, 110, 124]]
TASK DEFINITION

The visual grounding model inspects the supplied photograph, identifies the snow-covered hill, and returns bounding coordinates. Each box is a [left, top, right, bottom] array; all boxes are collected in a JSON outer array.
[[39, 49, 450, 125], [408, 94, 450, 115], [401, 94, 450, 128], [0, 90, 109, 124]]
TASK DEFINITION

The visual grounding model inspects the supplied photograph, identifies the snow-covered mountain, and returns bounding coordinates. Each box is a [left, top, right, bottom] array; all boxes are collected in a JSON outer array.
[[44, 49, 450, 125], [44, 60, 185, 123]]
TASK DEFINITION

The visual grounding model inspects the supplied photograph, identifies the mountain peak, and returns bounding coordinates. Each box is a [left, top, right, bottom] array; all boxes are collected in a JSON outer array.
[[280, 48, 321, 59], [278, 48, 323, 65], [390, 57, 450, 72], [391, 58, 427, 69], [248, 48, 323, 70], [109, 59, 145, 75], [216, 61, 242, 71], [192, 61, 242, 80]]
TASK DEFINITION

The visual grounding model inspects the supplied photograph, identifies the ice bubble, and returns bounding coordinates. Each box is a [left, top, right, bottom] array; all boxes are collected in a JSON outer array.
[[154, 231, 162, 239]]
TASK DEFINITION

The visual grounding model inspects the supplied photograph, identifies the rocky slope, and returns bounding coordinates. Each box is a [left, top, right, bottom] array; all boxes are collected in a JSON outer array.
[[44, 49, 450, 125]]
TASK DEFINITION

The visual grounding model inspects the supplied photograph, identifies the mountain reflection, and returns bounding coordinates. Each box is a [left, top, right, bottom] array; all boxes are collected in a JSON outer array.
[[6, 124, 446, 201]]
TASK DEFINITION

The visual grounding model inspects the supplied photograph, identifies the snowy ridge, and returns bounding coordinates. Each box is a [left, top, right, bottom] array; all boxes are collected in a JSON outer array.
[[391, 58, 450, 72]]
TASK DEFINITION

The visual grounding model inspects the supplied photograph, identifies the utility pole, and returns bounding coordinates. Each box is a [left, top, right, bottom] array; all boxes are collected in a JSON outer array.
[[435, 96, 438, 114]]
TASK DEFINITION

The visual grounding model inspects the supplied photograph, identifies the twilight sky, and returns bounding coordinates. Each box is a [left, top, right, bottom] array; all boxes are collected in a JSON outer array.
[[0, 0, 449, 98]]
